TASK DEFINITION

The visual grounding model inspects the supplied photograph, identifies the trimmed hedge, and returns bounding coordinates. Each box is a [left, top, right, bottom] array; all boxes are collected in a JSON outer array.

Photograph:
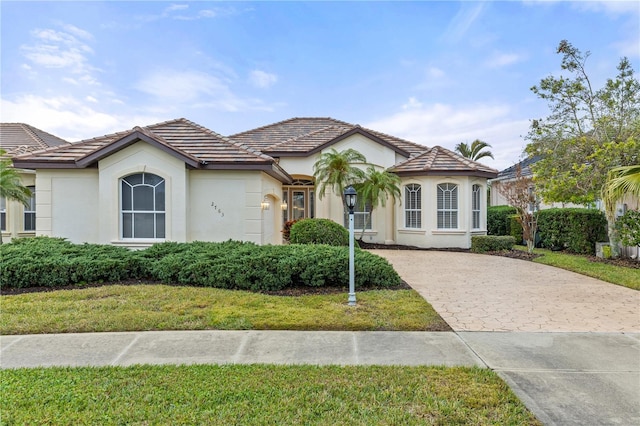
[[471, 235, 516, 253], [537, 208, 607, 254], [289, 218, 355, 247], [487, 206, 517, 236], [0, 238, 400, 291]]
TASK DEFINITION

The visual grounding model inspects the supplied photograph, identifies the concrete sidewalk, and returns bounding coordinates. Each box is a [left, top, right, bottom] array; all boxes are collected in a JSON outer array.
[[0, 330, 483, 368], [2, 329, 639, 425]]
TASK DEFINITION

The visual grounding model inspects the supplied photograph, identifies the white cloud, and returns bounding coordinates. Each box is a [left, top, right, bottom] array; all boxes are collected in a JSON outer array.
[[136, 69, 232, 103], [428, 67, 445, 78], [0, 95, 162, 141], [249, 70, 278, 89], [485, 52, 524, 69], [366, 99, 530, 171], [441, 2, 487, 43]]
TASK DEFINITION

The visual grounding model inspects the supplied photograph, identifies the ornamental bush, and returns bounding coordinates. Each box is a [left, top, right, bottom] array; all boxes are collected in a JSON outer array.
[[487, 206, 517, 235], [1, 238, 400, 291], [289, 218, 354, 247], [537, 208, 607, 254], [616, 210, 640, 248], [471, 235, 516, 253]]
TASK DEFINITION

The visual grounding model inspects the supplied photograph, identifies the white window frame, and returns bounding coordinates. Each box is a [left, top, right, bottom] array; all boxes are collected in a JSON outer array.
[[344, 198, 372, 230], [472, 184, 481, 229], [24, 186, 36, 232], [437, 183, 458, 229], [405, 184, 422, 228], [120, 173, 166, 239]]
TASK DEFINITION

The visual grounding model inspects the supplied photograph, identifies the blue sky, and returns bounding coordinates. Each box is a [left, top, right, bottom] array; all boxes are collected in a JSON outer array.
[[1, 1, 638, 170]]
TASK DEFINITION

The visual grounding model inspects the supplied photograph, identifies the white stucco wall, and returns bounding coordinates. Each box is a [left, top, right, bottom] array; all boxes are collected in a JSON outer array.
[[188, 170, 284, 245]]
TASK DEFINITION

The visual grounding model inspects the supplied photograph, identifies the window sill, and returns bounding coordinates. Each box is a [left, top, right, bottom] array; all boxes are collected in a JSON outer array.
[[398, 229, 426, 235], [431, 230, 466, 235], [112, 239, 165, 249], [17, 232, 36, 237]]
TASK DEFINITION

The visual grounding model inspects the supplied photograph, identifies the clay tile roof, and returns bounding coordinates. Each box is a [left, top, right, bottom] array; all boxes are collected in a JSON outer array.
[[10, 119, 292, 183], [391, 145, 498, 178], [0, 123, 69, 156], [230, 117, 429, 157]]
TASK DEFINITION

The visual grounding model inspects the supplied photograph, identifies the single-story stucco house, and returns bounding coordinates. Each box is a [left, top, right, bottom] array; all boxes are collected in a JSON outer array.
[[8, 117, 498, 249], [0, 123, 70, 242]]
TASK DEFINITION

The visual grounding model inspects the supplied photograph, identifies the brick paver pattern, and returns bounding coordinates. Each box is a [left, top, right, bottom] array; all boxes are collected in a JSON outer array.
[[375, 250, 640, 332]]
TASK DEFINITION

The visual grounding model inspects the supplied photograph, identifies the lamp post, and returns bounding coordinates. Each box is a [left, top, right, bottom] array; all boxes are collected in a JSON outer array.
[[344, 186, 357, 306]]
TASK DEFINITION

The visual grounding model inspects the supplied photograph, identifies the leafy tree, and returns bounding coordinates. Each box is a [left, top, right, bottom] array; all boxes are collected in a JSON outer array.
[[313, 148, 366, 208], [454, 139, 494, 161], [354, 166, 401, 240], [0, 149, 32, 244], [495, 165, 539, 253], [526, 40, 640, 255]]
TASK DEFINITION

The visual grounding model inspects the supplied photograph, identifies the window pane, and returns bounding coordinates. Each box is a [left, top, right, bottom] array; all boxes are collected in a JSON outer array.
[[156, 213, 165, 238], [124, 174, 143, 185], [292, 191, 305, 220], [122, 181, 132, 210], [133, 213, 155, 238], [123, 213, 132, 238], [155, 181, 165, 210], [144, 173, 163, 186], [24, 213, 36, 231], [1, 212, 5, 231], [133, 186, 154, 210]]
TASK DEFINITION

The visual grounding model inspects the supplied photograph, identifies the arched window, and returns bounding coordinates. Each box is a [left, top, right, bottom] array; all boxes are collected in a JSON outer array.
[[437, 183, 458, 229], [405, 184, 421, 228], [121, 173, 165, 239], [472, 184, 481, 229]]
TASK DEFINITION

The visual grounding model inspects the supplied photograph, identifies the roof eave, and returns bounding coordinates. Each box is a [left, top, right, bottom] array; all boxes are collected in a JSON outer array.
[[393, 170, 498, 179]]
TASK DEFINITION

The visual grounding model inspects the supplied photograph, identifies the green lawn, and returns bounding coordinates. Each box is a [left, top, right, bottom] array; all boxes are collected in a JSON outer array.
[[0, 285, 450, 335], [1, 364, 541, 425], [516, 246, 640, 290]]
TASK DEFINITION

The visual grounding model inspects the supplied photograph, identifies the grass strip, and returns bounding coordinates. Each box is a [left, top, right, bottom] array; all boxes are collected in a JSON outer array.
[[0, 285, 450, 335], [516, 247, 640, 290], [1, 364, 541, 425]]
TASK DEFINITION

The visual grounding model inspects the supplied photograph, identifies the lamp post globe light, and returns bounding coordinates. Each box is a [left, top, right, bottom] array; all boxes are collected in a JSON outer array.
[[344, 185, 357, 306]]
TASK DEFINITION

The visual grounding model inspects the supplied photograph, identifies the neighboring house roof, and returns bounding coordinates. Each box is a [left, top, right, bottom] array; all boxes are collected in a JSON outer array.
[[493, 156, 542, 181], [391, 145, 498, 178], [0, 123, 69, 156], [230, 117, 428, 157], [10, 118, 292, 183]]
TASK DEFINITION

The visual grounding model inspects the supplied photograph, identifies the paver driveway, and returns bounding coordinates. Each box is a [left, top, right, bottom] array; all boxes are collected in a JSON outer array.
[[374, 250, 640, 332]]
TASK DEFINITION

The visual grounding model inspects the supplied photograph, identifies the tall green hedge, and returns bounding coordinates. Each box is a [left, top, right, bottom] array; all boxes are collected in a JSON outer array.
[[0, 238, 400, 291], [487, 206, 517, 236], [537, 208, 608, 254]]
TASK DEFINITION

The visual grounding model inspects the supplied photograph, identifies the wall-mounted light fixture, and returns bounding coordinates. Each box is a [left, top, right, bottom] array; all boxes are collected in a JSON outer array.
[[281, 201, 288, 211], [261, 197, 270, 210]]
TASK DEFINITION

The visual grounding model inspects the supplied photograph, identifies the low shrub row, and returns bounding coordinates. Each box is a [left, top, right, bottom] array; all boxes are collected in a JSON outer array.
[[0, 237, 401, 291], [470, 236, 516, 253], [487, 206, 516, 236]]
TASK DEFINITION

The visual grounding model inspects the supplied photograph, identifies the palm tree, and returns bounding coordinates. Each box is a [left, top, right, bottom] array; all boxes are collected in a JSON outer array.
[[313, 148, 367, 206], [455, 139, 494, 161], [0, 149, 32, 244], [602, 164, 640, 257], [355, 166, 401, 240]]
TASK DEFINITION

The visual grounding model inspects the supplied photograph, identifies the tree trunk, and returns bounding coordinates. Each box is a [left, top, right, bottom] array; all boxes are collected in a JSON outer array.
[[605, 212, 621, 258]]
